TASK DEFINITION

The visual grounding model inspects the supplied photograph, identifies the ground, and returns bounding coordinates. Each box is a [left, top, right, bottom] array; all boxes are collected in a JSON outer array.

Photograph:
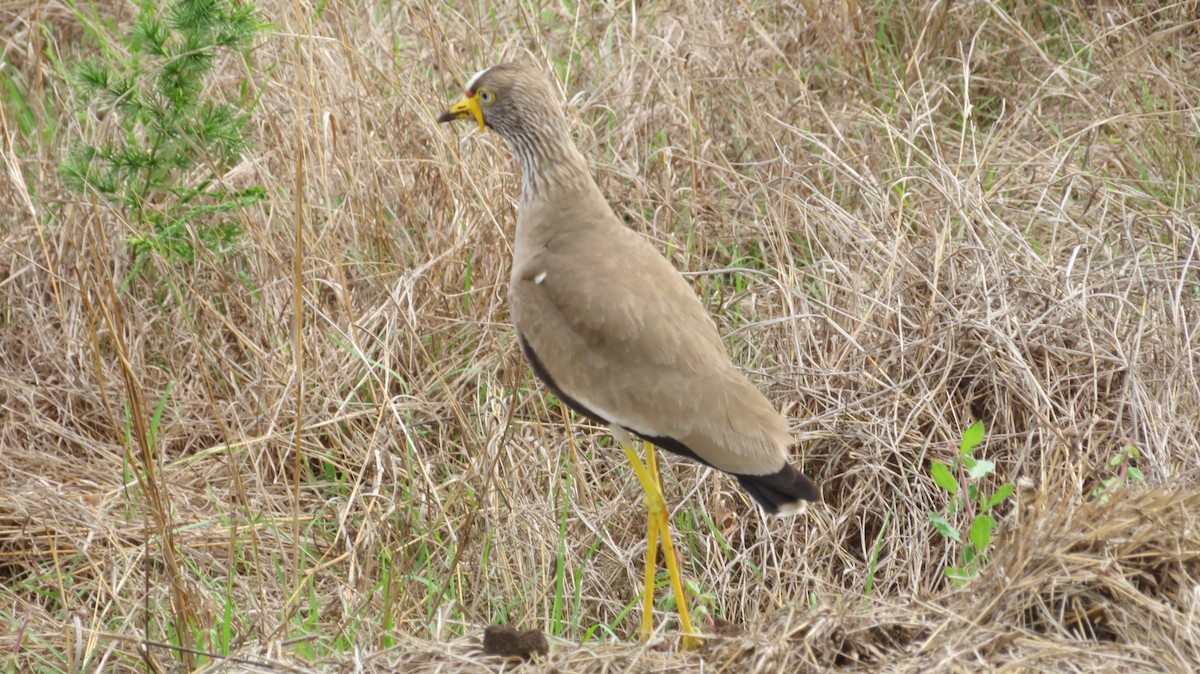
[[1, 1, 1198, 672]]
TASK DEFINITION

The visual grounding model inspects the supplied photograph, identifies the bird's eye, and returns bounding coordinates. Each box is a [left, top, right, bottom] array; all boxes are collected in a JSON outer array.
[[478, 89, 496, 105]]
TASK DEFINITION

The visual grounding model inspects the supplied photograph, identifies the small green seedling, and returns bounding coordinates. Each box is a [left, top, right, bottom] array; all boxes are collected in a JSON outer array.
[[62, 0, 266, 273], [1091, 444, 1145, 503], [927, 422, 1014, 584]]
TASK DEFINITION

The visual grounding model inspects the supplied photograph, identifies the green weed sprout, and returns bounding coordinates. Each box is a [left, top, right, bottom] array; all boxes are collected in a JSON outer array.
[[1092, 444, 1145, 503], [928, 422, 1014, 584]]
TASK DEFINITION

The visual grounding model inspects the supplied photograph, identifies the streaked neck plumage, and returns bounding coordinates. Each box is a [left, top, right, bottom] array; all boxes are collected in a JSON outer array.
[[491, 108, 595, 206]]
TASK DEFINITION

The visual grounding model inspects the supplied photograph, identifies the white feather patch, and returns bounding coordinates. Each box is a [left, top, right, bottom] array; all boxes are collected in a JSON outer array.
[[464, 68, 490, 93], [775, 500, 811, 517], [534, 271, 547, 285]]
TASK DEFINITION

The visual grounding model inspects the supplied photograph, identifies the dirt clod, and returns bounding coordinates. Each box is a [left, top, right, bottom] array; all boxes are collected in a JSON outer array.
[[482, 625, 550, 660]]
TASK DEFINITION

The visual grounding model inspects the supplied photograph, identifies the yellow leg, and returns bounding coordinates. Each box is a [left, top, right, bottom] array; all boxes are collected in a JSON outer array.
[[621, 442, 702, 649], [640, 438, 662, 638], [640, 504, 660, 641]]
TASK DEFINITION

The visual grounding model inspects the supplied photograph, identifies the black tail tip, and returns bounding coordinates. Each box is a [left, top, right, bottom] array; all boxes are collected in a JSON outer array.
[[736, 463, 821, 516]]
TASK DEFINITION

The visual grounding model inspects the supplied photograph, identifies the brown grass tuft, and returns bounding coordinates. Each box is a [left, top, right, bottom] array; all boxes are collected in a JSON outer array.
[[1, 0, 1198, 671]]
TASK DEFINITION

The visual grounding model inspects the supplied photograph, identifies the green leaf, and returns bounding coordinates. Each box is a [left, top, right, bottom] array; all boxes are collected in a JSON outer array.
[[931, 461, 959, 495], [969, 514, 996, 553], [1127, 467, 1144, 483], [961, 545, 977, 565], [967, 458, 995, 479], [960, 421, 986, 455], [928, 512, 961, 543], [986, 483, 1015, 510], [945, 566, 971, 583]]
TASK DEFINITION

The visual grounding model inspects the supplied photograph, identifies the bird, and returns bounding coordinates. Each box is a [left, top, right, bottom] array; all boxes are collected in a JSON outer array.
[[437, 62, 821, 648]]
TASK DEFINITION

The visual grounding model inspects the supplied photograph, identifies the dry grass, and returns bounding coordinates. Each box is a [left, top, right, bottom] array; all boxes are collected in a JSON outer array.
[[2, 0, 1199, 672]]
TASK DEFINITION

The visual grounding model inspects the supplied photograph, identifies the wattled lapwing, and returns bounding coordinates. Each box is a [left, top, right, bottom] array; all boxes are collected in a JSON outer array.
[[438, 62, 820, 648]]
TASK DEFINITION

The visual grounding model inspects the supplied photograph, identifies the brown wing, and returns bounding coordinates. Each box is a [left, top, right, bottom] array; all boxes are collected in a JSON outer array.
[[510, 222, 790, 475]]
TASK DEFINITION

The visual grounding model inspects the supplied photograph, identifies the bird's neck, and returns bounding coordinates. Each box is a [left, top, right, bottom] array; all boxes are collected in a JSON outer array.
[[499, 121, 595, 205]]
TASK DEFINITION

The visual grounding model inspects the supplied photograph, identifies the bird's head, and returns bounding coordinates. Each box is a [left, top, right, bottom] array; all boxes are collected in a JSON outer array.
[[436, 63, 561, 138]]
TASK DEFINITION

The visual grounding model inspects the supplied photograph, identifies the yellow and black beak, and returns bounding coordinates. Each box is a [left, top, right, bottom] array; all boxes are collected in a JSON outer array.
[[437, 93, 485, 131]]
